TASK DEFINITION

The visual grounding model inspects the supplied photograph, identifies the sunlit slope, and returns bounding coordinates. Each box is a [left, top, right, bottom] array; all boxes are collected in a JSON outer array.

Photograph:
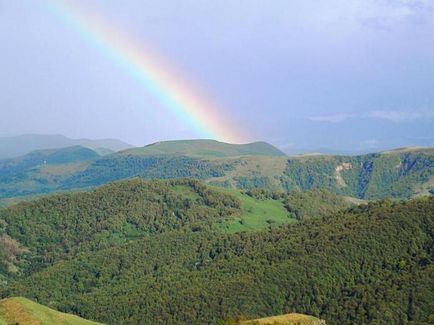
[[0, 297, 101, 325], [122, 139, 287, 157], [240, 313, 325, 324], [215, 187, 295, 232]]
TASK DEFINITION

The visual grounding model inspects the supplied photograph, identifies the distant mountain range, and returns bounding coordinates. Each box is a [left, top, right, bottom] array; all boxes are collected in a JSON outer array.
[[0, 139, 432, 204], [0, 134, 132, 159]]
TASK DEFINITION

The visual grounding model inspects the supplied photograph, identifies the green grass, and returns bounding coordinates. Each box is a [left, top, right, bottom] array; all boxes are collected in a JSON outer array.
[[122, 139, 286, 158], [172, 184, 202, 200], [239, 313, 324, 324], [215, 187, 295, 233], [0, 297, 102, 324]]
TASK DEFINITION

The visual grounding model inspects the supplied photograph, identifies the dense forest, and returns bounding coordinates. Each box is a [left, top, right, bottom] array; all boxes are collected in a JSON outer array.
[[55, 148, 434, 200], [0, 179, 433, 324], [0, 144, 433, 203], [282, 149, 434, 199]]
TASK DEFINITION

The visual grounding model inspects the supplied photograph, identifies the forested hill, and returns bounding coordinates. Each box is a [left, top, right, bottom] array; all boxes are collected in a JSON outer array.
[[0, 179, 433, 324], [56, 146, 434, 200], [0, 146, 99, 171], [0, 146, 101, 202], [0, 180, 347, 278], [0, 142, 433, 202]]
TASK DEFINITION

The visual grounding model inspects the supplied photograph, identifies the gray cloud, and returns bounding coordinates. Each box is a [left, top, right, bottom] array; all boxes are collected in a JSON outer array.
[[308, 110, 434, 123], [368, 110, 434, 122], [307, 113, 356, 123]]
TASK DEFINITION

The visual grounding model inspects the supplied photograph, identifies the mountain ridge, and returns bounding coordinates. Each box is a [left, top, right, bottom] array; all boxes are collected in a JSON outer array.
[[0, 134, 132, 159], [120, 139, 287, 158], [0, 139, 433, 202]]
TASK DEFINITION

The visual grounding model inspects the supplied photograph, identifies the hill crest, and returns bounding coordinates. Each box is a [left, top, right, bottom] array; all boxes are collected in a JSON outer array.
[[120, 139, 287, 158]]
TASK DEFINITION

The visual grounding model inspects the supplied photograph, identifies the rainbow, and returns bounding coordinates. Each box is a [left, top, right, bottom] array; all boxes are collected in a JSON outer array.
[[44, 0, 247, 143]]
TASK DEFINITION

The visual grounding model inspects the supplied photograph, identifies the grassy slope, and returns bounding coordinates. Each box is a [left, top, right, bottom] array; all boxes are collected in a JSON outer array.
[[0, 297, 101, 325], [215, 187, 295, 233], [122, 139, 287, 157], [1, 142, 433, 201], [240, 313, 324, 324]]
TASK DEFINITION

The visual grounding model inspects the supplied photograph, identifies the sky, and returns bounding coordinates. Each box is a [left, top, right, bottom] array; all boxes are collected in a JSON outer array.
[[0, 0, 434, 153]]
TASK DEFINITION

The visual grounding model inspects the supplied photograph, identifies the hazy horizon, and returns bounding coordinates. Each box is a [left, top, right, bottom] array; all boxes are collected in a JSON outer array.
[[1, 0, 434, 153]]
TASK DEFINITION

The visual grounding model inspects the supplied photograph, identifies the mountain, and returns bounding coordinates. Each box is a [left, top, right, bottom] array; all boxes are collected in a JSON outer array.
[[0, 140, 433, 202], [0, 134, 132, 159], [122, 139, 287, 157], [0, 146, 100, 199], [0, 146, 99, 169], [0, 297, 101, 324], [60, 146, 434, 200], [0, 180, 432, 324]]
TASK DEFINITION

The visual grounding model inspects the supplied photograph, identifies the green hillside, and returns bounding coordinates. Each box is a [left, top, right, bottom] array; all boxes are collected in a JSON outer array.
[[0, 179, 241, 277], [282, 148, 434, 199], [217, 187, 294, 233], [0, 180, 346, 280], [0, 146, 99, 171], [121, 139, 287, 157], [238, 313, 325, 324], [64, 146, 433, 200], [0, 179, 432, 324], [0, 297, 101, 324], [0, 146, 99, 200], [217, 187, 349, 232], [0, 142, 433, 203]]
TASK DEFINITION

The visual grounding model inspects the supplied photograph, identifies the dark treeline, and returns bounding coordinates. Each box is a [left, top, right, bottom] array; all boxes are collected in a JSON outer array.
[[0, 180, 432, 324], [62, 155, 235, 189]]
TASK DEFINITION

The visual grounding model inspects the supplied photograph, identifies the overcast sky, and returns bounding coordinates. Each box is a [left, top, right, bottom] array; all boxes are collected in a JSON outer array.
[[1, 0, 433, 153]]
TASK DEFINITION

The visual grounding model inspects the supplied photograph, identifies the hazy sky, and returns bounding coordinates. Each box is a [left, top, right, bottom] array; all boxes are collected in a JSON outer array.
[[1, 0, 434, 152]]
